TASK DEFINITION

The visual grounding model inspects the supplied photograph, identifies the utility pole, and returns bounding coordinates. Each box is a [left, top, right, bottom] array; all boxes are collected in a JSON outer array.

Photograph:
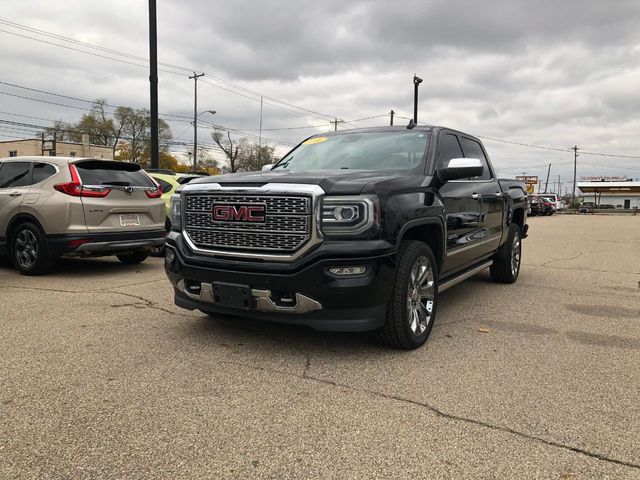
[[148, 0, 159, 169], [572, 145, 579, 208], [258, 96, 263, 163], [557, 174, 560, 195], [413, 74, 423, 123], [189, 72, 205, 171], [330, 118, 343, 131], [390, 110, 395, 126], [544, 163, 551, 193]]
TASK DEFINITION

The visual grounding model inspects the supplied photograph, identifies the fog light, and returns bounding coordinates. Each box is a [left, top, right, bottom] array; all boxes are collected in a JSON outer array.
[[165, 248, 175, 265], [328, 266, 366, 276]]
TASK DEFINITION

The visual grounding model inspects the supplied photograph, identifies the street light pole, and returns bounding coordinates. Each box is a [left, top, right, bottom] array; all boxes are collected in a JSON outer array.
[[189, 72, 204, 171], [413, 75, 423, 123], [572, 145, 579, 208], [148, 0, 159, 169]]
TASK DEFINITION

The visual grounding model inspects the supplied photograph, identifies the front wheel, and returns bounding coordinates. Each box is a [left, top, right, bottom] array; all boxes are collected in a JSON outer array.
[[116, 252, 149, 265], [490, 224, 522, 283], [376, 241, 438, 350]]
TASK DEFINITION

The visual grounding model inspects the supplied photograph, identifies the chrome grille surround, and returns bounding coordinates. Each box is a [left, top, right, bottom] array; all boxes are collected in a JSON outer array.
[[180, 183, 325, 261]]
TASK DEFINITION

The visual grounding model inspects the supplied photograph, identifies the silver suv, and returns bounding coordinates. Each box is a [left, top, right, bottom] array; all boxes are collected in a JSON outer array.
[[0, 156, 166, 275]]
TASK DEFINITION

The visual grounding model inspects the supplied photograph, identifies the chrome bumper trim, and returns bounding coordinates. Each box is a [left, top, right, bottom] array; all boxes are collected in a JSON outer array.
[[175, 280, 323, 314]]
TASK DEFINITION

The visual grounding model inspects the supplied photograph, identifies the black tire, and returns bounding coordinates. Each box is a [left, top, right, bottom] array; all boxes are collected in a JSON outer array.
[[376, 241, 438, 350], [490, 224, 522, 283], [116, 252, 149, 265], [10, 222, 54, 275]]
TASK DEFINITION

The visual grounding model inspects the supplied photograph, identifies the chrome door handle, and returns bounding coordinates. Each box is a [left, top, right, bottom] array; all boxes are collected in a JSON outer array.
[[9, 192, 22, 197], [471, 194, 481, 200], [495, 192, 504, 198]]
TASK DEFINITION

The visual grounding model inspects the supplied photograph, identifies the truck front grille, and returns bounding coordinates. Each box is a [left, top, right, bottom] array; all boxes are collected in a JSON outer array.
[[183, 193, 312, 253]]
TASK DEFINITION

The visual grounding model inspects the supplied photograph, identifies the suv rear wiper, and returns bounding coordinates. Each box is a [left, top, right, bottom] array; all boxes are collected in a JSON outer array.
[[101, 181, 131, 186]]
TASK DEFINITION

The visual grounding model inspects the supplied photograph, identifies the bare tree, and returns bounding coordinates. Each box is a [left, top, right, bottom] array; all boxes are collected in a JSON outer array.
[[212, 129, 244, 173], [237, 143, 277, 172]]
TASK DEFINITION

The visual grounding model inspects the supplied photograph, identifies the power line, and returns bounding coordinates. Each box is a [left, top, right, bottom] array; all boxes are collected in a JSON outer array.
[[394, 114, 640, 161], [0, 80, 193, 120], [0, 18, 338, 120]]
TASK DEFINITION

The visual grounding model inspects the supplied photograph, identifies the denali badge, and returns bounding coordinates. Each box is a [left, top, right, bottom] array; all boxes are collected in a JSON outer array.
[[212, 203, 266, 223]]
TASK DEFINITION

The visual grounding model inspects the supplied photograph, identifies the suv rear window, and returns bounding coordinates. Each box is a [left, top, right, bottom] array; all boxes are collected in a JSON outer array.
[[75, 161, 154, 187]]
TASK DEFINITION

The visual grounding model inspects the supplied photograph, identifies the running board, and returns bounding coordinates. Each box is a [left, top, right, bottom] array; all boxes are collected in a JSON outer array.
[[438, 260, 493, 293]]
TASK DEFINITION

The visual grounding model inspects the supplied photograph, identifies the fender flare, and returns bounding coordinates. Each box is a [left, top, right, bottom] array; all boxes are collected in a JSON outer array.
[[395, 217, 446, 269], [5, 213, 47, 240]]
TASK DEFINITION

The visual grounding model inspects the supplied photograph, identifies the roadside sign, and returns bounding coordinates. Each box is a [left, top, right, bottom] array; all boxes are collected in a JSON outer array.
[[516, 176, 539, 185]]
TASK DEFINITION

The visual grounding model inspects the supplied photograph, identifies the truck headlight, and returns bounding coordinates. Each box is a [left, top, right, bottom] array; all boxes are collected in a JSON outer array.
[[321, 195, 380, 236], [170, 195, 182, 231]]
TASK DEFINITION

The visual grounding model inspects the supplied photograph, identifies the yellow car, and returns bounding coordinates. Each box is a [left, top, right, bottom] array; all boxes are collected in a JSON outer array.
[[147, 170, 201, 229]]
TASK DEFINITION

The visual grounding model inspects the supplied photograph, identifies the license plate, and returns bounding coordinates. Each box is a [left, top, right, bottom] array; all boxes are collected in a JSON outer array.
[[213, 282, 253, 310], [119, 213, 140, 227]]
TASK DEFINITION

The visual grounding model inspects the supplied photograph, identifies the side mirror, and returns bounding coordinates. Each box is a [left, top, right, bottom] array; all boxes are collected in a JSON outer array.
[[438, 158, 483, 182], [261, 164, 275, 172]]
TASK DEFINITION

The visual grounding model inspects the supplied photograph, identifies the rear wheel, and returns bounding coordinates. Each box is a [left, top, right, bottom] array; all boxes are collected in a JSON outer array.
[[376, 241, 438, 350], [116, 252, 149, 265], [10, 222, 54, 275], [490, 224, 521, 283]]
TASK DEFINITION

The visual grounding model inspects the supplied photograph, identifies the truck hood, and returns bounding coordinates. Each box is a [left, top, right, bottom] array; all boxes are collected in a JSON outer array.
[[186, 169, 422, 195]]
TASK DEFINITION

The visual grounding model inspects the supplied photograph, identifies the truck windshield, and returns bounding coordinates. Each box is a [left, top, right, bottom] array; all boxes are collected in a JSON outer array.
[[273, 131, 429, 172]]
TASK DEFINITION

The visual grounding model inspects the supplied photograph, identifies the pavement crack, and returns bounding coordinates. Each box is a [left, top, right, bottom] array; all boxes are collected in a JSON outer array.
[[105, 290, 195, 317], [539, 252, 583, 267], [219, 359, 640, 471], [213, 318, 313, 377]]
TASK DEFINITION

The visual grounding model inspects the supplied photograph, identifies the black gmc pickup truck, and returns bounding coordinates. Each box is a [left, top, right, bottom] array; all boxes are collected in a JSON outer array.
[[164, 126, 528, 349]]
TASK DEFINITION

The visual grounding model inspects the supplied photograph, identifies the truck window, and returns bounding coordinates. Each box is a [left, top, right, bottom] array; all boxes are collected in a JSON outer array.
[[460, 137, 492, 180], [437, 133, 464, 168]]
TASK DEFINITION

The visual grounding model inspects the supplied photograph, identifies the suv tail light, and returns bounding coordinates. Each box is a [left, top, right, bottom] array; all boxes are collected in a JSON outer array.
[[54, 164, 111, 198], [145, 177, 163, 198]]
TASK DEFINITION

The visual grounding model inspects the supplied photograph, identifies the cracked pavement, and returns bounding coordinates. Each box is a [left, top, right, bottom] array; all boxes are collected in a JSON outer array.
[[1, 214, 639, 479]]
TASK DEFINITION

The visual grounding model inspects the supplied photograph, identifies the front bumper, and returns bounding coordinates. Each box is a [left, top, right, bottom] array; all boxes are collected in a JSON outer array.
[[47, 230, 166, 258], [164, 238, 396, 332]]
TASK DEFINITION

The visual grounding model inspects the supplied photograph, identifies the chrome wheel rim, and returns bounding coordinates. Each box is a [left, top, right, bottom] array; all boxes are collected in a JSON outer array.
[[15, 229, 38, 269], [511, 232, 521, 277], [406, 256, 435, 335]]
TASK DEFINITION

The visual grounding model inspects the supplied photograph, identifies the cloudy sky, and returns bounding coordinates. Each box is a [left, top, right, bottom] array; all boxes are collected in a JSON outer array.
[[1, 0, 640, 190]]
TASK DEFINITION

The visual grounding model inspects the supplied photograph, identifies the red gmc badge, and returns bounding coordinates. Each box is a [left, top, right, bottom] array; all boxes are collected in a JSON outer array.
[[212, 203, 266, 223]]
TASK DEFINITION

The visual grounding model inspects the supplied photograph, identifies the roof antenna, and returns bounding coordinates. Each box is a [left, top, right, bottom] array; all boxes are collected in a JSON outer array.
[[407, 118, 416, 129]]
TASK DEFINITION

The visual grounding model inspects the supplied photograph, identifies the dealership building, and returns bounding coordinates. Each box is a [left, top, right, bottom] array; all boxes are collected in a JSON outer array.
[[577, 177, 640, 209]]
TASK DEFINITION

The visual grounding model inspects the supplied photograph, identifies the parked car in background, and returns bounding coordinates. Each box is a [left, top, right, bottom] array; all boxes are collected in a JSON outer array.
[[531, 193, 561, 212], [540, 197, 555, 215], [0, 157, 166, 275], [579, 201, 595, 214], [529, 197, 554, 216], [147, 170, 201, 230]]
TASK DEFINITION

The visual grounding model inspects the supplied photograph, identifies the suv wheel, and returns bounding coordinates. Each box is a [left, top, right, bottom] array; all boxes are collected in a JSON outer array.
[[490, 224, 521, 283], [11, 222, 54, 275], [116, 252, 149, 265], [376, 240, 438, 350]]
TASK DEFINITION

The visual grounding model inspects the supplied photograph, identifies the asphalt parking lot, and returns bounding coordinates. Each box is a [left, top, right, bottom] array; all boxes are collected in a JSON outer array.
[[1, 215, 639, 479]]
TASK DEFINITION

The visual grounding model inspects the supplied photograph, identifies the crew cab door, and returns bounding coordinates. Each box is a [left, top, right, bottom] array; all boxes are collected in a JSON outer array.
[[459, 136, 503, 258], [435, 132, 484, 275]]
